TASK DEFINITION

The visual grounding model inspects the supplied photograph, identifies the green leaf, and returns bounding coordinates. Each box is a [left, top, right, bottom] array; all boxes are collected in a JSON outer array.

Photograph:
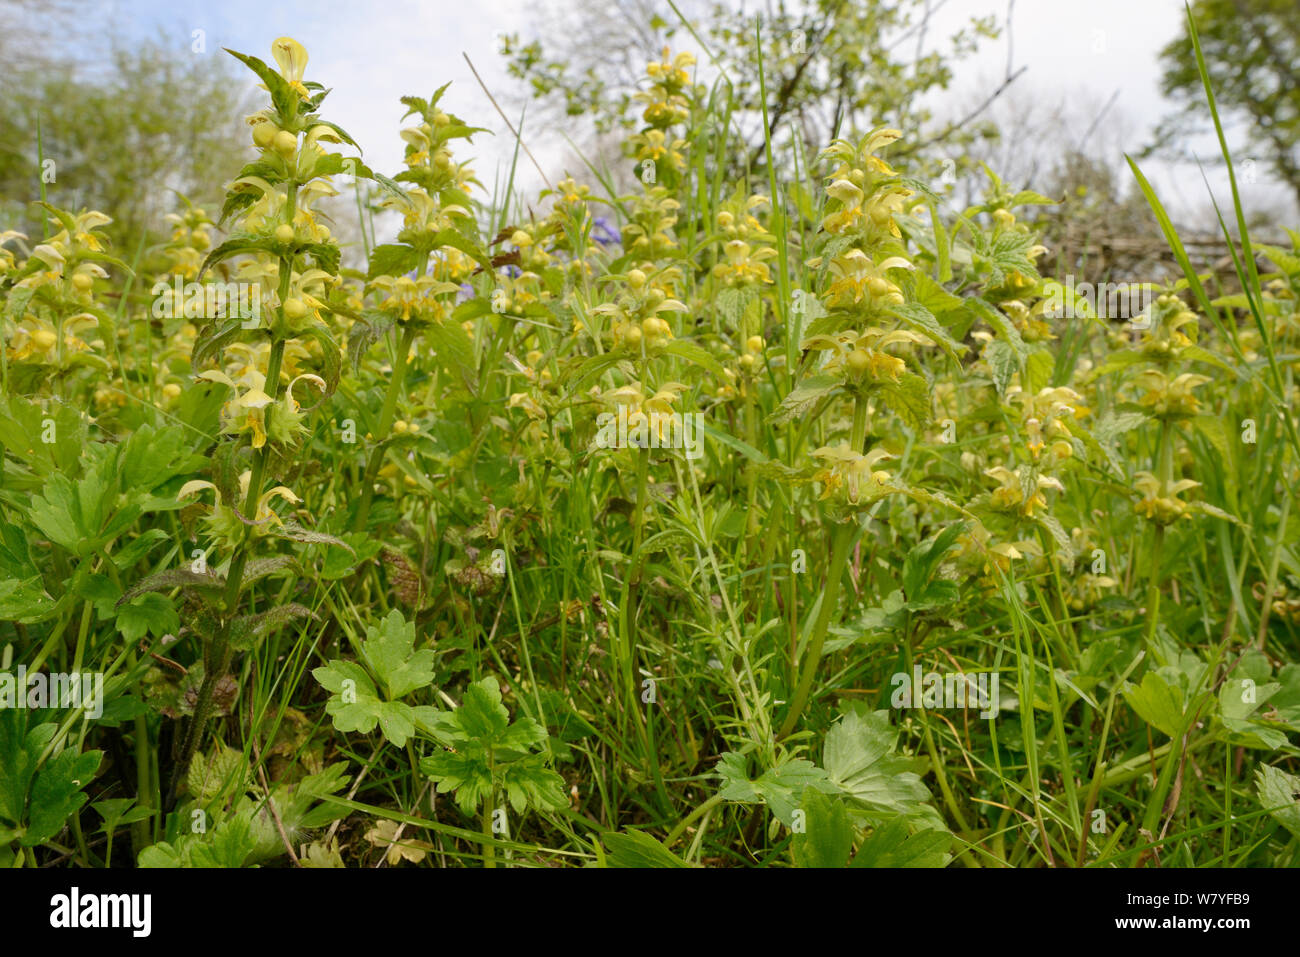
[[224, 48, 299, 122], [118, 569, 225, 605], [603, 829, 688, 868], [187, 744, 246, 805], [1122, 671, 1185, 738], [199, 235, 268, 276], [1255, 764, 1300, 840], [420, 676, 564, 816], [792, 788, 855, 868], [716, 750, 833, 826], [985, 339, 1018, 396], [116, 592, 179, 643], [500, 755, 567, 813], [25, 745, 101, 846], [423, 319, 478, 392], [888, 302, 965, 361], [662, 339, 728, 381], [367, 243, 422, 280], [823, 706, 935, 816], [362, 609, 436, 700], [768, 375, 841, 425], [902, 522, 969, 604], [0, 713, 101, 847], [970, 296, 1028, 361], [851, 818, 953, 868], [874, 371, 932, 430], [228, 603, 318, 652]]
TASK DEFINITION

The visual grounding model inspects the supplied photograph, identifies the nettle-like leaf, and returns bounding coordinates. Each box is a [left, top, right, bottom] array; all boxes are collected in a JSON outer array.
[[367, 243, 422, 280], [768, 375, 842, 425], [312, 609, 437, 747], [187, 743, 246, 806], [420, 676, 567, 816], [228, 602, 317, 652], [1255, 764, 1300, 840]]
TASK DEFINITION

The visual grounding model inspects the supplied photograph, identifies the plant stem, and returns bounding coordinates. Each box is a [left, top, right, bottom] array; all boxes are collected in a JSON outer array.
[[170, 312, 291, 803], [778, 396, 869, 738], [352, 324, 417, 532]]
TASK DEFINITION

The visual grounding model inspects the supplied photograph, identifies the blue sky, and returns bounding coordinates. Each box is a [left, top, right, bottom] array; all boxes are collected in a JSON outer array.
[[38, 0, 1300, 226]]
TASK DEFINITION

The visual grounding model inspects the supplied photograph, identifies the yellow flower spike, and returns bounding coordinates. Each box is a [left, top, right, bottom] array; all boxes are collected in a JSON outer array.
[[271, 37, 311, 100]]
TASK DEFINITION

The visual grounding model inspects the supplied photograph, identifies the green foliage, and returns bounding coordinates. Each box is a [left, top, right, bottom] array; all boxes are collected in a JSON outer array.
[[314, 609, 439, 747], [0, 712, 101, 850], [421, 677, 567, 816]]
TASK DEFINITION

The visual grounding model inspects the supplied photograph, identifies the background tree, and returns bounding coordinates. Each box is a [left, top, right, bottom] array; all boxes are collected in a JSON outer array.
[[0, 22, 252, 258], [501, 0, 1012, 185], [1151, 0, 1300, 212]]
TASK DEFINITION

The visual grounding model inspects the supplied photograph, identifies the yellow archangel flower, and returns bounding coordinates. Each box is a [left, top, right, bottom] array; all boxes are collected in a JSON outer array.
[[712, 239, 776, 286], [984, 465, 1064, 518], [812, 445, 896, 505], [1135, 370, 1210, 419], [369, 274, 458, 323], [1009, 385, 1083, 458], [272, 37, 311, 101], [178, 472, 302, 528], [198, 369, 274, 449], [1133, 471, 1201, 525], [824, 249, 913, 309], [804, 327, 929, 383]]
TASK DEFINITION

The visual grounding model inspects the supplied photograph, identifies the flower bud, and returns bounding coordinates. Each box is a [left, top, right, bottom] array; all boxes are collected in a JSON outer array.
[[252, 121, 278, 149], [275, 223, 296, 243], [846, 348, 871, 375], [273, 130, 297, 158]]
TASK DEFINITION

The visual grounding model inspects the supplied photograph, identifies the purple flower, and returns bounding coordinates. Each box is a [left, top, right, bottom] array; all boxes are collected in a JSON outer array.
[[457, 282, 474, 302], [592, 216, 620, 248]]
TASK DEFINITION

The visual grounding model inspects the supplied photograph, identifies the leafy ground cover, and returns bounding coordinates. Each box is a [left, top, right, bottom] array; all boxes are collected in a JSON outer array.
[[2, 16, 1299, 869]]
